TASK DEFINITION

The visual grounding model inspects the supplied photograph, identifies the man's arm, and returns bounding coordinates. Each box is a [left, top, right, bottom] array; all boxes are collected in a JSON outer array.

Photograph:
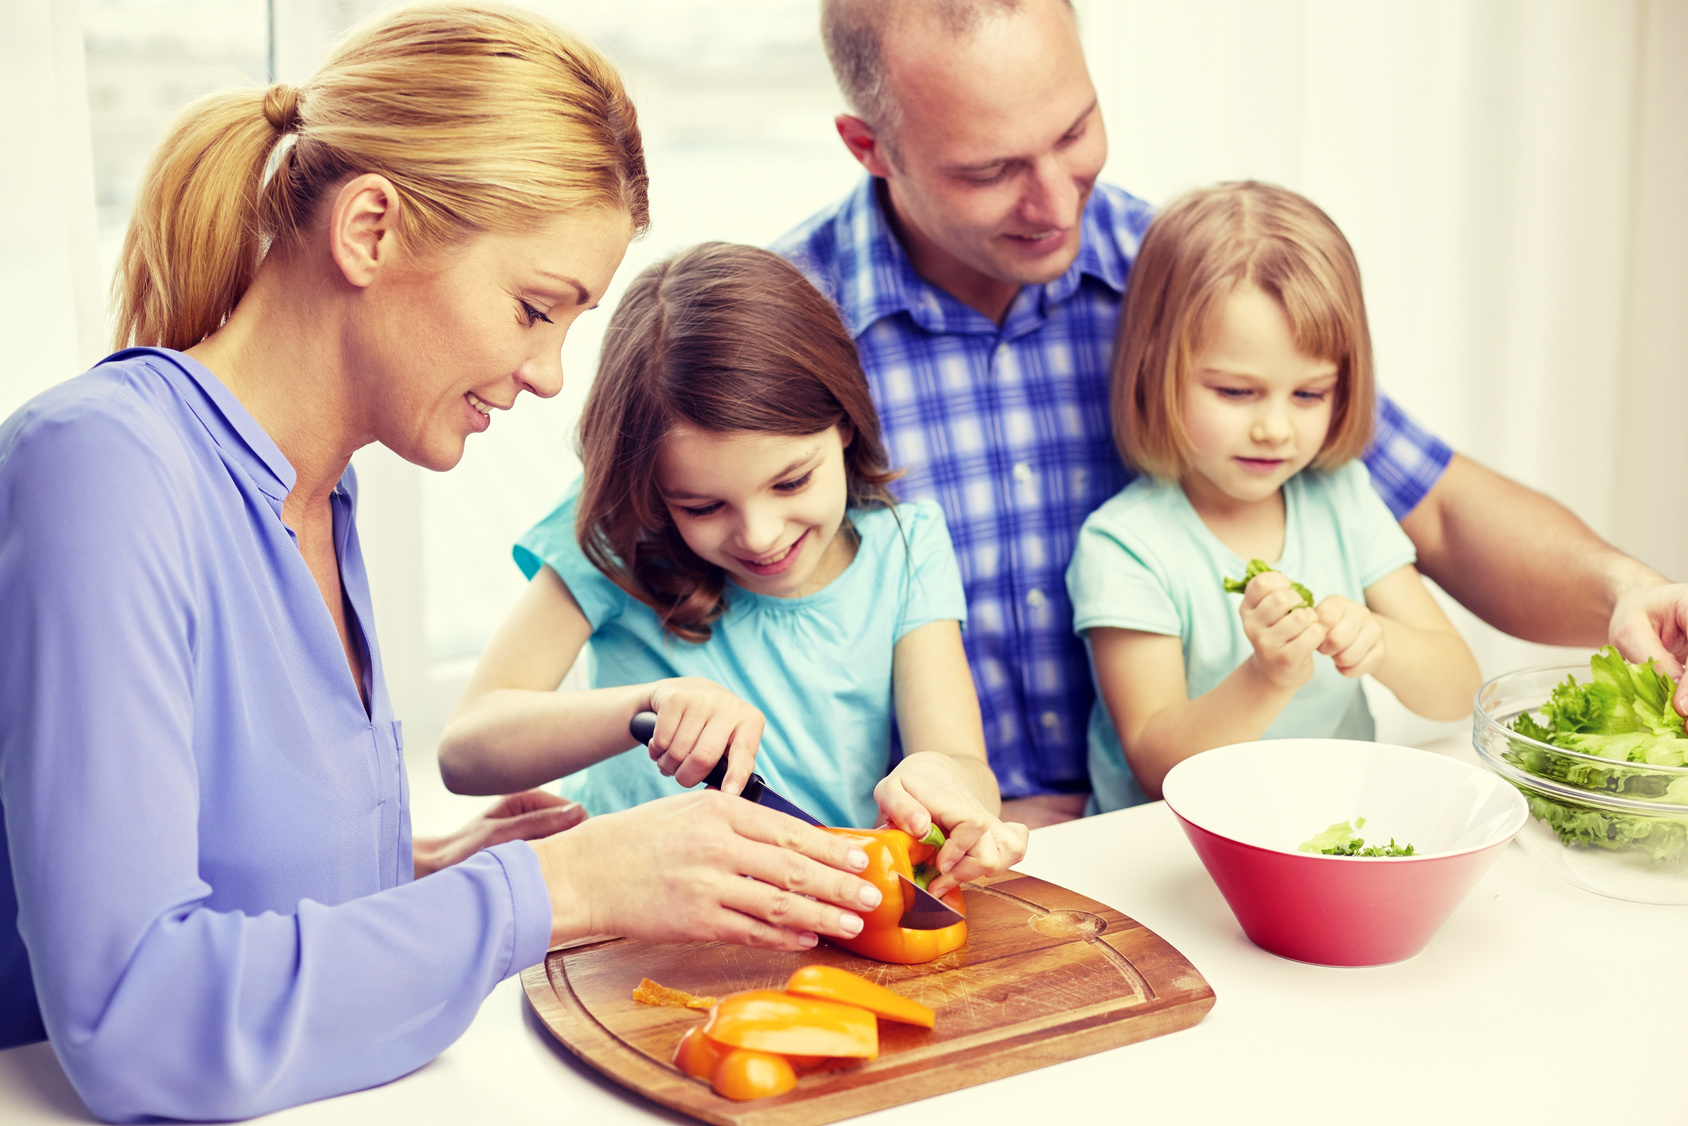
[[1400, 453, 1688, 709]]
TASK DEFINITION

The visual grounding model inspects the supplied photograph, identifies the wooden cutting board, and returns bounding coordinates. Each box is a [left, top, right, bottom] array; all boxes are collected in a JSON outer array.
[[522, 870, 1214, 1126]]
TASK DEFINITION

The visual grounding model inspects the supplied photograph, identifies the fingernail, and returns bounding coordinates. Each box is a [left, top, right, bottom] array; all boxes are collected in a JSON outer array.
[[799, 931, 818, 948], [839, 913, 863, 937], [858, 883, 882, 909], [847, 848, 869, 871]]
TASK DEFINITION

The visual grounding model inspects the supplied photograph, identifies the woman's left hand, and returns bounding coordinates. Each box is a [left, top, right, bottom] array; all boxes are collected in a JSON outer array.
[[413, 789, 588, 879], [874, 752, 1029, 898]]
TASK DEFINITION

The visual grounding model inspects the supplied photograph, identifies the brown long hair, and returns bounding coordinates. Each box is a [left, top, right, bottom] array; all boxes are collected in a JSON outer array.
[[113, 2, 648, 351], [577, 242, 898, 642], [1112, 181, 1375, 480]]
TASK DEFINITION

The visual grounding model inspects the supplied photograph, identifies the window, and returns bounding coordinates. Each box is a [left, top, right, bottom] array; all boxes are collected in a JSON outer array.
[[83, 0, 269, 289]]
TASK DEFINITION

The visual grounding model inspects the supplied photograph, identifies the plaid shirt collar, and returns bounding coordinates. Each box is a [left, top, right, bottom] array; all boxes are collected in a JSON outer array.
[[829, 176, 1132, 342]]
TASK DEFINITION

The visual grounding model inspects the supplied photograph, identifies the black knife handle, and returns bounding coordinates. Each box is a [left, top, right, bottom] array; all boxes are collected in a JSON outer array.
[[628, 710, 739, 791]]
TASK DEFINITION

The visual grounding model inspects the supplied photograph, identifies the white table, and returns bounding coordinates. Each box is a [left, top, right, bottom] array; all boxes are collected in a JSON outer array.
[[4, 797, 1685, 1125]]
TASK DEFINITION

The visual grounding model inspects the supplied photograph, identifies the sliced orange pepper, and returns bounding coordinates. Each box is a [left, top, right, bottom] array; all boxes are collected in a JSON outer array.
[[784, 965, 936, 1029], [673, 1025, 730, 1080], [699, 990, 878, 1059], [711, 1048, 797, 1101], [824, 827, 967, 964]]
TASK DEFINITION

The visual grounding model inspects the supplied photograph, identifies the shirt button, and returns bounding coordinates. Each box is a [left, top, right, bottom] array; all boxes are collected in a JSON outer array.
[[1013, 461, 1033, 483], [1026, 588, 1047, 608], [1041, 711, 1060, 730]]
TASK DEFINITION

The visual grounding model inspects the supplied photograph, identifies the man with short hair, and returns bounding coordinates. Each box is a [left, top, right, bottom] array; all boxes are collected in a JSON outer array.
[[776, 0, 1688, 825]]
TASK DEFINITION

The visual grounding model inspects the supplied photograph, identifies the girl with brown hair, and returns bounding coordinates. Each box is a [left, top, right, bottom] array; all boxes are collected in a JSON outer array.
[[1064, 182, 1481, 811], [0, 6, 884, 1119], [439, 242, 1027, 886]]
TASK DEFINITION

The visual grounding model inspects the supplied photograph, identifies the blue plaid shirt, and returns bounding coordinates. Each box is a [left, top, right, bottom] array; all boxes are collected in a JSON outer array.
[[774, 177, 1453, 798]]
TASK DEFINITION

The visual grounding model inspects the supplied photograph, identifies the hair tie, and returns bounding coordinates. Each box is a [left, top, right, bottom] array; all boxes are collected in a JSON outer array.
[[263, 84, 301, 133]]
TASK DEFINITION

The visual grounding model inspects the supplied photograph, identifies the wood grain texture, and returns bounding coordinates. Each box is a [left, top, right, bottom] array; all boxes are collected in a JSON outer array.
[[523, 871, 1213, 1126]]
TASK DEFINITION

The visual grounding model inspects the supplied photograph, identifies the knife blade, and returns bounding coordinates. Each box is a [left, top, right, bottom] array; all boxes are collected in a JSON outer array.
[[897, 872, 965, 930], [628, 710, 823, 827]]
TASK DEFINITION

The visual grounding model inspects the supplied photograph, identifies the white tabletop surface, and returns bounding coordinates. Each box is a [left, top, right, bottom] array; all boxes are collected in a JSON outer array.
[[5, 740, 1686, 1125]]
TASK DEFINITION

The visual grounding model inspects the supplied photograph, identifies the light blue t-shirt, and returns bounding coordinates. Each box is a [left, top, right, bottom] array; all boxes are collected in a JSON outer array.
[[514, 489, 967, 828], [1065, 460, 1418, 812]]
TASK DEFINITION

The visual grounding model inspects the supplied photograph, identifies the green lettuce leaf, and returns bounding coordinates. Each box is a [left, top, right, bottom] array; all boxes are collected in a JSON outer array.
[[1509, 646, 1686, 767], [1222, 559, 1314, 608]]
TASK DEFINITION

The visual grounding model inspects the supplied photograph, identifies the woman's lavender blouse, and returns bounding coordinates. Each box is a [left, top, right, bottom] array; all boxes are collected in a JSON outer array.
[[0, 349, 551, 1122]]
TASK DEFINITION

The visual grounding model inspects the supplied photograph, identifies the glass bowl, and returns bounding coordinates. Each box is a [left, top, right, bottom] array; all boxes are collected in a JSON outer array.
[[1472, 665, 1688, 905]]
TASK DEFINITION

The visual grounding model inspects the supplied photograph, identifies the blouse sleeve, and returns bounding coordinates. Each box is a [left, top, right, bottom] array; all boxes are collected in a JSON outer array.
[[513, 481, 626, 629], [0, 404, 551, 1122], [892, 500, 968, 641]]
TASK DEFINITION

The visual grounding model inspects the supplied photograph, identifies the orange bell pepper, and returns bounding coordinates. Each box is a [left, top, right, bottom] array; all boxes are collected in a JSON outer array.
[[784, 965, 936, 1028], [711, 1048, 797, 1101], [672, 1025, 729, 1080], [823, 827, 967, 964], [699, 990, 878, 1059]]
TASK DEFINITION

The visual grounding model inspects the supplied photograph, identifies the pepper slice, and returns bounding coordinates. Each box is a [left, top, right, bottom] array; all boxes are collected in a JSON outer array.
[[673, 1025, 729, 1080], [699, 990, 878, 1059], [824, 827, 967, 964], [784, 965, 936, 1028], [711, 1048, 798, 1101]]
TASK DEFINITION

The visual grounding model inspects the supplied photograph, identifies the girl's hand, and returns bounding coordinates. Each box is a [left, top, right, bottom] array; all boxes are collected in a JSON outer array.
[[874, 752, 1029, 899], [1240, 571, 1326, 689], [644, 677, 765, 796], [1315, 595, 1386, 677]]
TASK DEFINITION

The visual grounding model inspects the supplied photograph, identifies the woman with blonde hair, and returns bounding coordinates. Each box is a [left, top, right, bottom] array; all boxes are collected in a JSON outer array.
[[0, 5, 881, 1120]]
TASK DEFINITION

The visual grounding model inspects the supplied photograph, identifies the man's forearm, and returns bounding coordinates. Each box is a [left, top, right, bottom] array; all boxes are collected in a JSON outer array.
[[1399, 454, 1667, 646]]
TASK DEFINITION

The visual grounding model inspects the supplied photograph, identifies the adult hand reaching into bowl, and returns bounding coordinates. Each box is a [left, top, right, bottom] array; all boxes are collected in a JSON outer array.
[[1608, 581, 1688, 715]]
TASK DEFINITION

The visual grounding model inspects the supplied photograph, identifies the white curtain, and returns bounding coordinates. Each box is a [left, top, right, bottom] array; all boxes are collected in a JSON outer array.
[[0, 0, 103, 419]]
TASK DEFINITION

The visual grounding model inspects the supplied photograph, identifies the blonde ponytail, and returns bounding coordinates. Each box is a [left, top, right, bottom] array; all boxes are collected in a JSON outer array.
[[113, 88, 285, 351], [113, 2, 649, 351]]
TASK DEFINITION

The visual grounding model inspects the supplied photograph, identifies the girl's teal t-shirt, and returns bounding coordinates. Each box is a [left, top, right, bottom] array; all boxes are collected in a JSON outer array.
[[513, 488, 967, 828], [1064, 460, 1418, 813]]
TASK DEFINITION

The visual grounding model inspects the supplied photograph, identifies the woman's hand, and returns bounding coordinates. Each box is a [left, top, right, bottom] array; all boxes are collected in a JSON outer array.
[[532, 790, 882, 950], [1241, 571, 1326, 688], [413, 789, 587, 879], [1315, 595, 1386, 677], [875, 752, 1029, 899], [644, 677, 766, 795]]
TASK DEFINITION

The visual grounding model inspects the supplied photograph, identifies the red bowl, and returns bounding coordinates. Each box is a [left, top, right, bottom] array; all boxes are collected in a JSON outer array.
[[1162, 740, 1528, 966]]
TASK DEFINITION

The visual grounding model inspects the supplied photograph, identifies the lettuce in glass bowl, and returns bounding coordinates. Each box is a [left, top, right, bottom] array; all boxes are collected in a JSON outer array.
[[1472, 649, 1688, 904]]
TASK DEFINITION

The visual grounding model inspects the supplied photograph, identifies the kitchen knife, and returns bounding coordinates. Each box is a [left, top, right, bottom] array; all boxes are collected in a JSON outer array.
[[628, 710, 823, 826], [627, 711, 964, 930], [896, 872, 964, 930]]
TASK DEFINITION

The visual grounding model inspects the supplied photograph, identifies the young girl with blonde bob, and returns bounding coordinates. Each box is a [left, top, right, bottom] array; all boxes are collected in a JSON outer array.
[[1066, 182, 1482, 812], [440, 242, 1027, 892]]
